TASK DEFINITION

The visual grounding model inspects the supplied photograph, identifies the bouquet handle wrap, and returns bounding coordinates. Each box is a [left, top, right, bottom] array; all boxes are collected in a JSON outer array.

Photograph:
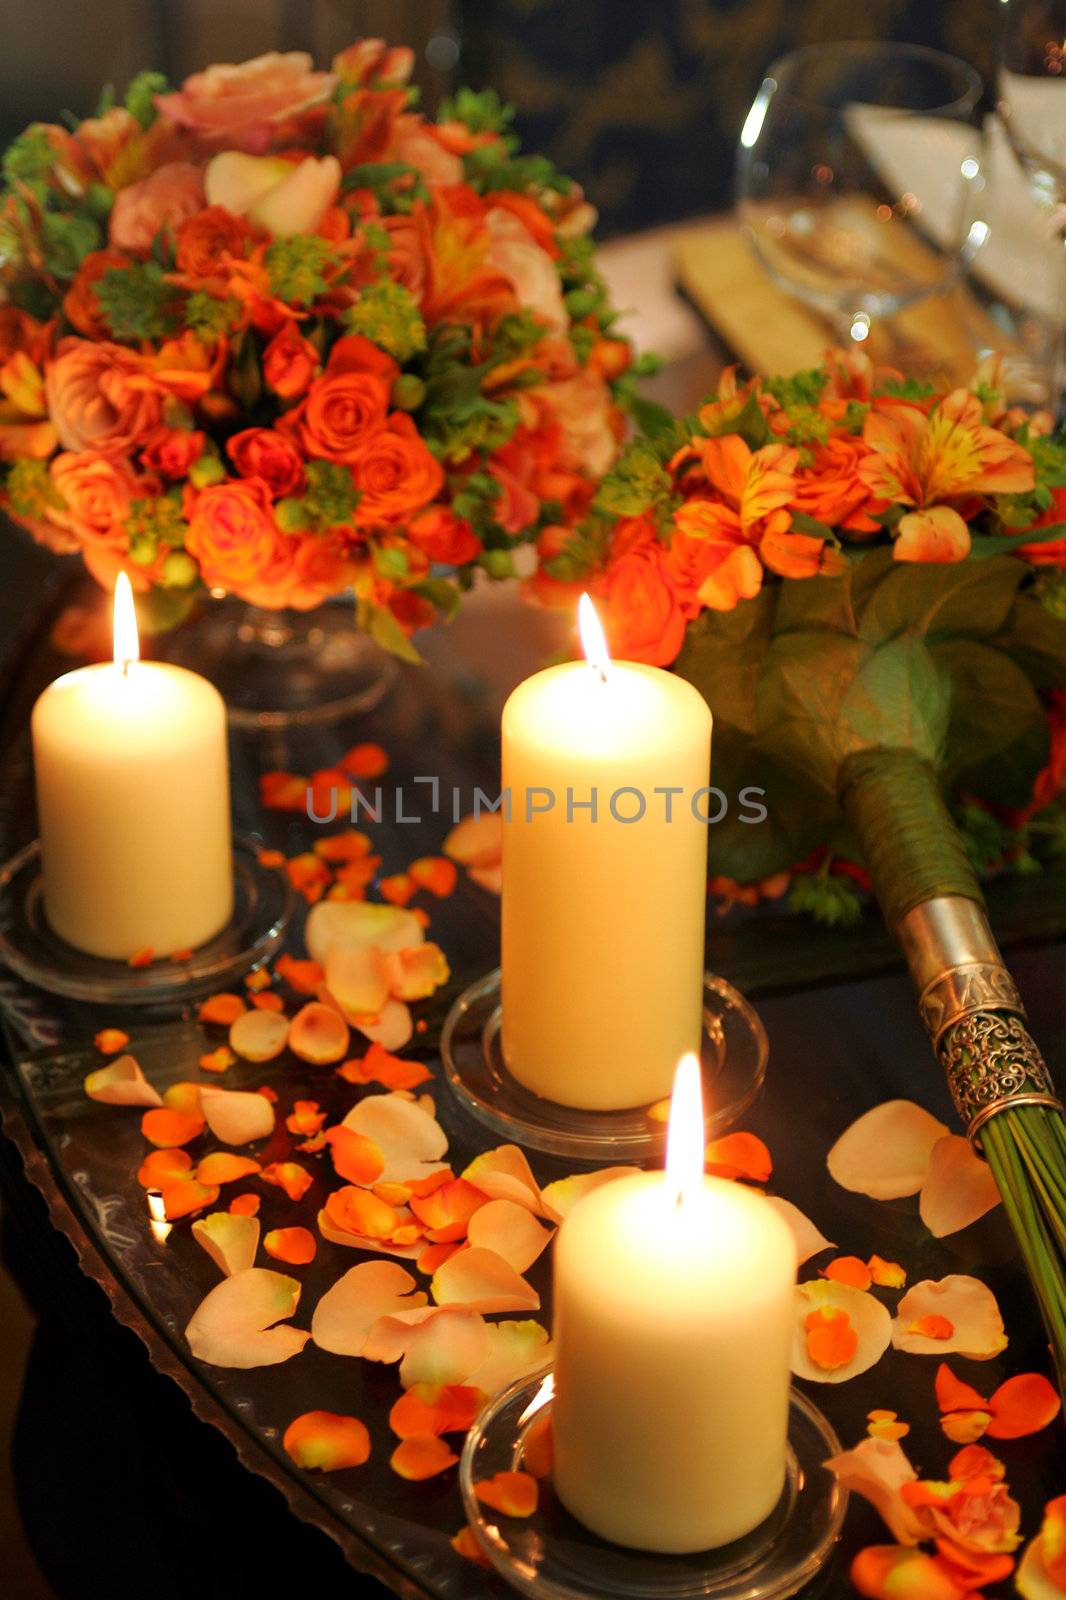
[[839, 747, 1066, 1390]]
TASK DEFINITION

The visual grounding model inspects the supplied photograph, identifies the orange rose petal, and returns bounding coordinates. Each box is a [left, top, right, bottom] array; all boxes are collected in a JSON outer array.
[[170, 948, 194, 963], [283, 1411, 370, 1471], [936, 1363, 989, 1415], [823, 1256, 873, 1291], [867, 1410, 911, 1443], [261, 1162, 314, 1203], [408, 857, 458, 898], [315, 830, 374, 863], [850, 1545, 962, 1600], [127, 946, 154, 968], [257, 1085, 279, 1103], [522, 1410, 554, 1479], [141, 1107, 205, 1148], [286, 1100, 326, 1136], [941, 1410, 991, 1445], [200, 1085, 276, 1145], [196, 1152, 262, 1186], [432, 1247, 540, 1314], [869, 1255, 907, 1290], [338, 1041, 432, 1091], [474, 1470, 538, 1518], [85, 1054, 163, 1108], [805, 1308, 859, 1371], [229, 1192, 261, 1217], [342, 1091, 449, 1187], [199, 992, 247, 1026], [324, 1184, 404, 1241], [244, 968, 271, 992], [376, 1181, 414, 1207], [288, 1001, 350, 1065], [257, 847, 286, 869], [94, 1028, 130, 1054], [704, 1130, 772, 1183], [229, 1008, 289, 1063], [341, 742, 388, 779], [418, 1240, 460, 1275], [326, 1126, 386, 1186], [986, 1372, 1061, 1439], [908, 1315, 954, 1341], [380, 873, 416, 907], [333, 857, 380, 893], [252, 991, 285, 1013], [389, 1383, 483, 1439], [259, 771, 307, 812], [410, 1178, 487, 1242], [286, 852, 333, 904], [162, 1178, 220, 1220], [451, 1525, 491, 1566], [138, 1148, 192, 1188], [265, 1226, 317, 1265], [407, 1168, 454, 1199], [199, 1046, 236, 1075], [275, 954, 325, 995], [390, 1433, 458, 1480], [299, 1131, 328, 1154], [164, 1081, 203, 1116], [462, 1145, 544, 1214]]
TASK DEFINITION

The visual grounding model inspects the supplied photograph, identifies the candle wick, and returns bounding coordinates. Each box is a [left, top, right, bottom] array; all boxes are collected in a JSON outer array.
[[121, 658, 131, 679]]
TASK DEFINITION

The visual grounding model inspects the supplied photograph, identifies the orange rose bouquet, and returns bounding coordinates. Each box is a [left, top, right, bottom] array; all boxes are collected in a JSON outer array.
[[0, 41, 641, 649], [536, 349, 1066, 1396]]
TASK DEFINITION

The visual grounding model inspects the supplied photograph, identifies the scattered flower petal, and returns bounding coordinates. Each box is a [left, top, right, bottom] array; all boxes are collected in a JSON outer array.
[[195, 1152, 261, 1186], [199, 1046, 236, 1075], [451, 1525, 491, 1566], [338, 1042, 431, 1091], [892, 1278, 1006, 1360], [185, 1267, 310, 1368], [161, 1178, 219, 1219], [763, 1196, 836, 1265], [824, 1256, 873, 1291], [432, 1247, 541, 1313], [229, 1009, 289, 1062], [200, 1085, 275, 1145], [286, 1100, 326, 1136], [199, 992, 247, 1026], [391, 1434, 458, 1480], [408, 856, 457, 898], [94, 1028, 130, 1054], [850, 1545, 967, 1600], [985, 1373, 1061, 1440], [867, 1410, 910, 1443], [522, 1410, 554, 1479], [466, 1200, 553, 1274], [538, 1165, 642, 1223], [399, 1310, 490, 1390], [388, 1384, 483, 1439], [828, 1101, 950, 1199], [792, 1279, 892, 1383], [474, 1471, 538, 1518], [289, 1001, 350, 1065], [443, 813, 503, 868], [341, 743, 388, 779], [138, 1149, 192, 1188], [275, 954, 325, 995], [869, 1255, 907, 1289], [312, 1261, 428, 1357], [229, 1192, 261, 1217], [85, 1054, 162, 1108], [283, 1411, 370, 1471], [192, 1211, 259, 1276], [465, 1320, 552, 1399], [342, 1092, 448, 1185], [919, 1136, 1001, 1238], [265, 1227, 317, 1265], [260, 1161, 313, 1202], [141, 1107, 204, 1148], [410, 1178, 487, 1242], [826, 1438, 926, 1544], [704, 1131, 772, 1182]]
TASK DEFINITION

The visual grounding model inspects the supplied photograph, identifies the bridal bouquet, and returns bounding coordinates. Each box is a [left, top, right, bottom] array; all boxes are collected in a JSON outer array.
[[0, 42, 637, 649], [533, 350, 1066, 917]]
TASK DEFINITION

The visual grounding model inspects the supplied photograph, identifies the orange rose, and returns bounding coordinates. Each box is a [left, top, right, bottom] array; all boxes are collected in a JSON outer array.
[[227, 427, 305, 496], [794, 433, 885, 533], [139, 427, 205, 481], [595, 516, 687, 666], [281, 336, 397, 461], [262, 322, 320, 399], [62, 249, 131, 339], [349, 412, 444, 524], [286, 532, 356, 610], [109, 162, 206, 254], [175, 205, 251, 278], [45, 338, 161, 455], [185, 476, 294, 605], [48, 451, 140, 555], [407, 505, 480, 565]]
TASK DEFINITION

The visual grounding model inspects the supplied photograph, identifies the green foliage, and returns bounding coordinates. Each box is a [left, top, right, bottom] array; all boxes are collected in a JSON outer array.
[[5, 457, 64, 520], [357, 598, 422, 664], [764, 368, 828, 410], [277, 461, 361, 534], [41, 211, 100, 278], [593, 438, 677, 525], [264, 236, 337, 306], [439, 87, 515, 139], [124, 70, 168, 129], [95, 260, 177, 339], [462, 141, 570, 196], [346, 280, 426, 362], [340, 162, 428, 212], [185, 292, 241, 338], [788, 866, 864, 927], [125, 491, 187, 556], [2, 125, 55, 192]]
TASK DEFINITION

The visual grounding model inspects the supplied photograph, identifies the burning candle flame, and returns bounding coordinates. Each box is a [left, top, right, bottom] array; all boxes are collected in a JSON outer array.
[[113, 571, 140, 674], [578, 593, 610, 684], [665, 1052, 705, 1208]]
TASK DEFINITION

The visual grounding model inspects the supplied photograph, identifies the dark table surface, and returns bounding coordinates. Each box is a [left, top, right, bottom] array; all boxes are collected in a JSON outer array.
[[0, 551, 1064, 1600]]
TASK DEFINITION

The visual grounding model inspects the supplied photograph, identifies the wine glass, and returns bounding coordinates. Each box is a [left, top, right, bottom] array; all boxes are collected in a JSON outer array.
[[736, 42, 985, 346]]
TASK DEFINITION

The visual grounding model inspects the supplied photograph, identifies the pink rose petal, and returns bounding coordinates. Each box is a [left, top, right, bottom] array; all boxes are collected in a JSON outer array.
[[316, 1208, 423, 1260], [311, 1260, 428, 1357], [890, 1275, 1006, 1359], [200, 1085, 276, 1146], [919, 1135, 1002, 1238], [398, 1309, 491, 1389], [763, 1196, 836, 1266], [824, 1437, 925, 1544], [463, 1144, 544, 1214], [466, 1199, 553, 1273], [465, 1320, 552, 1399], [84, 1054, 163, 1108], [185, 1267, 309, 1368], [432, 1247, 541, 1314], [191, 1211, 260, 1277], [827, 1100, 949, 1199]]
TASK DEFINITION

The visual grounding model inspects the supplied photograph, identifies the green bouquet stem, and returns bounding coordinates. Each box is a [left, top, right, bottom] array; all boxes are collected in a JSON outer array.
[[840, 746, 1066, 1400]]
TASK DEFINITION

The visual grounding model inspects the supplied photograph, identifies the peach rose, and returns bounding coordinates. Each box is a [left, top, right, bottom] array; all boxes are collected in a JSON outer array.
[[185, 476, 293, 604], [45, 338, 161, 455], [485, 205, 566, 331], [534, 370, 617, 478], [387, 119, 463, 186], [48, 451, 139, 555], [595, 517, 688, 666], [227, 428, 305, 497], [349, 412, 444, 524], [156, 52, 337, 153], [110, 163, 206, 254]]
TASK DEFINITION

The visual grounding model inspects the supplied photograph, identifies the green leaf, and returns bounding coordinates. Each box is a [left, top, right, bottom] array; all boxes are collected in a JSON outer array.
[[413, 577, 462, 618], [857, 555, 1024, 644], [124, 69, 168, 128], [701, 387, 769, 451], [438, 87, 515, 138], [41, 211, 101, 279], [95, 260, 177, 339], [788, 868, 865, 927], [362, 601, 423, 663], [933, 639, 1049, 807], [673, 587, 776, 735]]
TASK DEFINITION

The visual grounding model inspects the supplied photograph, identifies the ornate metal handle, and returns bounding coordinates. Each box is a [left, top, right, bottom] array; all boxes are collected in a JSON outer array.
[[899, 898, 1063, 1146]]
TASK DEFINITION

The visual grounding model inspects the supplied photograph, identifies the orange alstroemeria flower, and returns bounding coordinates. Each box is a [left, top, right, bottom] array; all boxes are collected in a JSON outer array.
[[860, 389, 1035, 511]]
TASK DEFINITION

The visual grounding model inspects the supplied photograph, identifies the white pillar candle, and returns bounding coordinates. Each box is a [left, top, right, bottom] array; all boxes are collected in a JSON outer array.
[[501, 598, 712, 1110], [32, 574, 232, 961], [551, 1055, 796, 1553]]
